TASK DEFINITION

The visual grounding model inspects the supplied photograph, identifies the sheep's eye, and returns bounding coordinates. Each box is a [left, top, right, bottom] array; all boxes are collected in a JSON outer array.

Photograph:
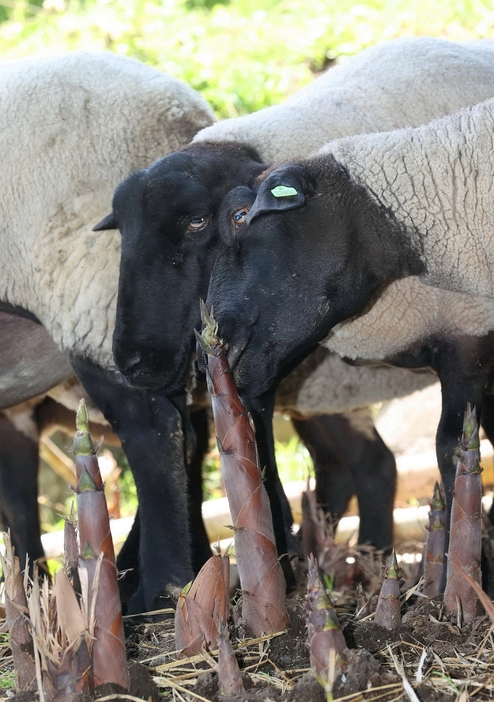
[[232, 208, 249, 225], [187, 216, 209, 232]]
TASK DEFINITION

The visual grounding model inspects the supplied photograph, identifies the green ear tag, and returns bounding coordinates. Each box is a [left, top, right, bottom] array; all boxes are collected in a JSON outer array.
[[271, 185, 298, 198]]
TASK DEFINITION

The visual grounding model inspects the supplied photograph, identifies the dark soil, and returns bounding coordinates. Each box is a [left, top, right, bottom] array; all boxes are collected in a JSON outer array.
[[2, 554, 494, 702], [112, 550, 494, 702], [2, 531, 494, 702]]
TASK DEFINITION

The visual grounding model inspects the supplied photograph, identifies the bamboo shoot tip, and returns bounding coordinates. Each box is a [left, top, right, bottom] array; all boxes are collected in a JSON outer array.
[[76, 399, 89, 433]]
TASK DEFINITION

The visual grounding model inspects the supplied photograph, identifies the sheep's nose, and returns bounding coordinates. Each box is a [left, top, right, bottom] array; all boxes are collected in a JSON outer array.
[[113, 345, 146, 380], [125, 351, 143, 370]]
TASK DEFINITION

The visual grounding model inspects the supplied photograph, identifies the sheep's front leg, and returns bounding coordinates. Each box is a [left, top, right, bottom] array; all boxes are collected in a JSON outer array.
[[432, 333, 494, 585], [70, 356, 195, 614], [188, 406, 214, 573], [114, 407, 212, 605], [0, 411, 45, 575]]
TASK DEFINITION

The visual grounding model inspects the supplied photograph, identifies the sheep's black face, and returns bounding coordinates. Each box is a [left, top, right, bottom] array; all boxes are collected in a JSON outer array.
[[206, 161, 391, 397], [100, 142, 266, 393]]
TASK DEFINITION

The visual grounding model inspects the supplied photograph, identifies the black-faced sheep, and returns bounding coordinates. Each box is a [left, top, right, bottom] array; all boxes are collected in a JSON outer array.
[[0, 50, 216, 613], [205, 96, 494, 564], [103, 38, 494, 565]]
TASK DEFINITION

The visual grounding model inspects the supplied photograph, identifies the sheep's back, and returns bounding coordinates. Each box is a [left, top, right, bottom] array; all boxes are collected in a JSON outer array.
[[193, 37, 494, 162]]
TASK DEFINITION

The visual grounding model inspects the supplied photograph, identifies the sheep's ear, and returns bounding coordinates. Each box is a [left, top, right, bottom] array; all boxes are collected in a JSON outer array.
[[92, 213, 118, 231], [246, 166, 309, 224]]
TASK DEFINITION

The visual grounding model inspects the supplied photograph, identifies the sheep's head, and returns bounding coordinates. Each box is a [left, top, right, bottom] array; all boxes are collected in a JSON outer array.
[[205, 158, 400, 397], [94, 142, 265, 393]]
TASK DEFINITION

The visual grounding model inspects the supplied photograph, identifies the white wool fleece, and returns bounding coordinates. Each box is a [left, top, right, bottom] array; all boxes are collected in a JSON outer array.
[[323, 278, 494, 362], [275, 348, 436, 417], [0, 51, 215, 368], [321, 97, 494, 298], [193, 37, 494, 162]]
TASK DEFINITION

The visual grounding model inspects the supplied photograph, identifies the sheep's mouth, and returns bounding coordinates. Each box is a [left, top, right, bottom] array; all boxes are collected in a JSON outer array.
[[196, 331, 250, 383], [226, 335, 250, 375]]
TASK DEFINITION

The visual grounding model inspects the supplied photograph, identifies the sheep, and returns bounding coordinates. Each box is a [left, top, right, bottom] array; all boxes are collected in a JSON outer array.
[[204, 95, 494, 567], [0, 73, 392, 613], [102, 37, 494, 563], [111, 37, 494, 387], [0, 49, 217, 613], [273, 347, 437, 545]]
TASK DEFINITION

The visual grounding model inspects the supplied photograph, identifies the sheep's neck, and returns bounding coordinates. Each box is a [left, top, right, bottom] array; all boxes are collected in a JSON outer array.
[[327, 102, 494, 298]]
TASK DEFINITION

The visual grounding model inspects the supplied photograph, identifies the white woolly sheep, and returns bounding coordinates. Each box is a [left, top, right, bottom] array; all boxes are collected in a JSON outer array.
[[323, 277, 494, 363], [0, 50, 214, 372], [0, 50, 216, 613], [318, 99, 494, 297], [206, 95, 494, 567]]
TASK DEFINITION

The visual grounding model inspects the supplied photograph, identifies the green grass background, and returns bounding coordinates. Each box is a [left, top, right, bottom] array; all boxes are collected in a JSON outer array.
[[1, 0, 494, 119]]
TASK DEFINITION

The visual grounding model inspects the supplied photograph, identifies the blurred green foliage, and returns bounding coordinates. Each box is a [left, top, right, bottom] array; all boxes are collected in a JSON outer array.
[[0, 669, 16, 691], [274, 435, 312, 484], [1, 0, 493, 118]]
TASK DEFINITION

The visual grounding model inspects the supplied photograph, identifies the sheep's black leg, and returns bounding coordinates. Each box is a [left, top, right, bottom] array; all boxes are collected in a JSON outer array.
[[389, 332, 494, 588], [188, 406, 213, 573], [429, 334, 494, 587], [242, 391, 298, 591], [434, 340, 493, 525], [291, 415, 354, 528], [103, 407, 212, 607], [292, 410, 396, 550], [70, 356, 194, 614], [0, 412, 44, 575]]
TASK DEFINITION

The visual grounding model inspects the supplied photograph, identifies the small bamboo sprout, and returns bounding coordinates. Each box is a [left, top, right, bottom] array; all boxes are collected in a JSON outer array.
[[306, 557, 347, 701], [443, 404, 483, 623], [0, 533, 37, 693], [355, 583, 374, 621], [218, 625, 245, 696], [49, 569, 94, 700], [196, 302, 288, 636], [301, 488, 351, 589], [374, 550, 401, 629], [175, 553, 230, 657], [74, 399, 129, 691], [423, 482, 446, 597]]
